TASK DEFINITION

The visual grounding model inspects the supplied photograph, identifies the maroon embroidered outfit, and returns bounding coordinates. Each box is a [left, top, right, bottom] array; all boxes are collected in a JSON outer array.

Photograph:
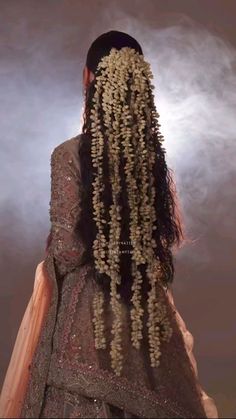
[[19, 135, 214, 418]]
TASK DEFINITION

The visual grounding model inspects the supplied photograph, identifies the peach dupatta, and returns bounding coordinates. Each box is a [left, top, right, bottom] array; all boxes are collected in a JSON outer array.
[[166, 288, 219, 419], [0, 261, 53, 418]]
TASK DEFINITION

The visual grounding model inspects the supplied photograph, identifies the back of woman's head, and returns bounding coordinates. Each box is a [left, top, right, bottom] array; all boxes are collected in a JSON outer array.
[[85, 30, 143, 73], [76, 30, 185, 376]]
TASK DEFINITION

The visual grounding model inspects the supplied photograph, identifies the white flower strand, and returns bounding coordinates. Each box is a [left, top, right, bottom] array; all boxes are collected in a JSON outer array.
[[92, 290, 106, 348], [121, 92, 145, 348], [94, 53, 126, 375], [129, 72, 158, 349], [106, 62, 124, 375], [91, 74, 108, 351]]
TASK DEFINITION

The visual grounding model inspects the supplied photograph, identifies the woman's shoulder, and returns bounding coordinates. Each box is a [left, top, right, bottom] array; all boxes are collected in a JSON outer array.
[[52, 133, 82, 156], [50, 134, 82, 174]]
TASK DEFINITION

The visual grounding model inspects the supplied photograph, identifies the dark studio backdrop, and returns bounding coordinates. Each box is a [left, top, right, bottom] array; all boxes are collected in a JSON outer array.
[[0, 1, 235, 417]]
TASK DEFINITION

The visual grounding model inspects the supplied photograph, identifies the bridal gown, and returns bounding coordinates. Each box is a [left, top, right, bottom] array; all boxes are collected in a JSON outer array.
[[0, 134, 219, 418]]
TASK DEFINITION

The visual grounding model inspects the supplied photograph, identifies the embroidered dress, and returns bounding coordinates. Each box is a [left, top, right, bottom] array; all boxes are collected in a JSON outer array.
[[0, 135, 218, 418]]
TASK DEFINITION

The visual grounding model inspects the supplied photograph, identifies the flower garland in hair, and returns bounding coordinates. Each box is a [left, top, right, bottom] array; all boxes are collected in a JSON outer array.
[[90, 47, 173, 376]]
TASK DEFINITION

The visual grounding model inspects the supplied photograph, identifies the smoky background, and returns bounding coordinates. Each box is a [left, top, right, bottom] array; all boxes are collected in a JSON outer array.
[[0, 1, 235, 416]]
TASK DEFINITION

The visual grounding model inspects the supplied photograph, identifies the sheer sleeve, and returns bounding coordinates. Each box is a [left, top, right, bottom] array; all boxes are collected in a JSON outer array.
[[46, 143, 84, 278]]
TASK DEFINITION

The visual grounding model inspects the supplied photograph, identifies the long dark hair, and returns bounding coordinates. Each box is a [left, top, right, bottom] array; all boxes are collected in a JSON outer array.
[[75, 31, 185, 306]]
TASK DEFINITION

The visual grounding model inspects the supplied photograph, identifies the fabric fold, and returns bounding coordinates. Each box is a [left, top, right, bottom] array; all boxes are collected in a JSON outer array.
[[0, 260, 53, 418], [166, 289, 219, 419]]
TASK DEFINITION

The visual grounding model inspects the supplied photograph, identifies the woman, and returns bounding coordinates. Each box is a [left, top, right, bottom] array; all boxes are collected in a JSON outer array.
[[0, 30, 218, 418]]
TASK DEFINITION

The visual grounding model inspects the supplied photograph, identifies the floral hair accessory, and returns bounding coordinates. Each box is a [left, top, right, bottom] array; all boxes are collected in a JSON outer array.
[[91, 47, 172, 376]]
